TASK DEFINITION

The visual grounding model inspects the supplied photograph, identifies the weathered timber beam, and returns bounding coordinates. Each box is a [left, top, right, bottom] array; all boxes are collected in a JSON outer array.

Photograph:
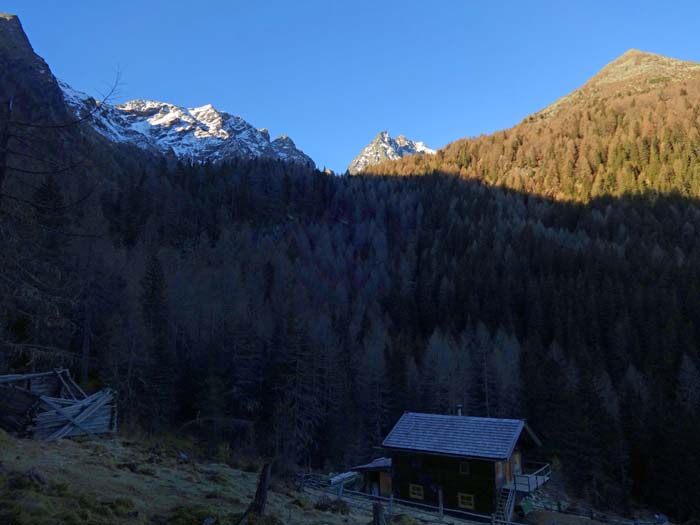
[[37, 396, 75, 406], [33, 406, 112, 426], [55, 369, 87, 400], [39, 395, 96, 439], [0, 369, 68, 383], [55, 370, 78, 400], [46, 390, 113, 441], [37, 395, 108, 416], [33, 419, 115, 439], [32, 418, 115, 438]]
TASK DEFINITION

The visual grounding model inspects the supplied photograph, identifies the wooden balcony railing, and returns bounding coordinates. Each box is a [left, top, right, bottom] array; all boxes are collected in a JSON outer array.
[[511, 462, 551, 493]]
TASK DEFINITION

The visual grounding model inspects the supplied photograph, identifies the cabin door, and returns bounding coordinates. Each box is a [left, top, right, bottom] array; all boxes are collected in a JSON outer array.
[[379, 472, 392, 497], [371, 472, 380, 496], [513, 451, 522, 475], [495, 461, 505, 487]]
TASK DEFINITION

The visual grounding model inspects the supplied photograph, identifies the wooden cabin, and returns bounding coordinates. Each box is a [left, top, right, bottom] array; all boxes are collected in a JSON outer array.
[[382, 412, 548, 517]]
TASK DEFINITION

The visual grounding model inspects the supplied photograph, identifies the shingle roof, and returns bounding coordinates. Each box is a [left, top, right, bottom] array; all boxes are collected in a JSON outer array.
[[351, 457, 392, 472], [382, 412, 528, 460]]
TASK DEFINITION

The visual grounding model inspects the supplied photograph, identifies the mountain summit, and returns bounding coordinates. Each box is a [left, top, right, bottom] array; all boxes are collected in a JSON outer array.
[[538, 49, 700, 118], [0, 13, 34, 59], [348, 131, 435, 174], [588, 48, 700, 87], [0, 13, 72, 126]]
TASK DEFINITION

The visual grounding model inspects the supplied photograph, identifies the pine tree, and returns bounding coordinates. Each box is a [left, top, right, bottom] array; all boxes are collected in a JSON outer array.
[[140, 253, 174, 433]]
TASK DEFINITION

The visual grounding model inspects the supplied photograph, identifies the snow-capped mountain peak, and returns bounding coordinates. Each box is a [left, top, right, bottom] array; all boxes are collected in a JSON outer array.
[[59, 81, 315, 167], [348, 131, 435, 174]]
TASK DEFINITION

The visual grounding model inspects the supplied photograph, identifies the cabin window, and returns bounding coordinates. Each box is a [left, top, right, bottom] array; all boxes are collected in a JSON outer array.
[[457, 492, 475, 510], [459, 461, 470, 475], [409, 484, 424, 500]]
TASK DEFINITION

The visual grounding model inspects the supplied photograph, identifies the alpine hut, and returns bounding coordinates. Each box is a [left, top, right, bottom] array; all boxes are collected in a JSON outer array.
[[381, 412, 549, 518]]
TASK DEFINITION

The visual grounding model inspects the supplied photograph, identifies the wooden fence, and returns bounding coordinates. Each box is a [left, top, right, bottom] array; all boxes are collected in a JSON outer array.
[[299, 472, 661, 525], [298, 473, 526, 525]]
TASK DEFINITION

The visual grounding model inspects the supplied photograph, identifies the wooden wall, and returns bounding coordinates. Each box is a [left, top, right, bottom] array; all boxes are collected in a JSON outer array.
[[390, 451, 496, 514], [361, 471, 393, 497]]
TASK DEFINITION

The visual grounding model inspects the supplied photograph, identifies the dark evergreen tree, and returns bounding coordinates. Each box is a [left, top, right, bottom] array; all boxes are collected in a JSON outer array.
[[140, 253, 174, 432]]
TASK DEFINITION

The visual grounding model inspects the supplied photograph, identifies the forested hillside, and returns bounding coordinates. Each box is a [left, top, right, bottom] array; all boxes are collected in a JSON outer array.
[[4, 159, 700, 519], [2, 17, 700, 522], [369, 50, 700, 201]]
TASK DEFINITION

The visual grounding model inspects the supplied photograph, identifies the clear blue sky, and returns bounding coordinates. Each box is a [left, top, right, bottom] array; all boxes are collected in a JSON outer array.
[[6, 1, 700, 172]]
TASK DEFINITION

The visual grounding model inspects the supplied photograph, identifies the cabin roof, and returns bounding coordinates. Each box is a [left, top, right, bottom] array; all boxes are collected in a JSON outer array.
[[351, 457, 391, 472], [382, 412, 540, 460]]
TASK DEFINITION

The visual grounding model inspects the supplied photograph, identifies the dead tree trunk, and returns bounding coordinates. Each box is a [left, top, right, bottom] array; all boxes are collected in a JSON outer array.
[[250, 462, 271, 515], [236, 462, 272, 525]]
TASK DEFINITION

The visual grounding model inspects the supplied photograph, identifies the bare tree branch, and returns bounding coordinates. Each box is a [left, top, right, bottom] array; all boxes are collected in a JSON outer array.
[[0, 160, 88, 176], [8, 71, 121, 130], [0, 184, 97, 211]]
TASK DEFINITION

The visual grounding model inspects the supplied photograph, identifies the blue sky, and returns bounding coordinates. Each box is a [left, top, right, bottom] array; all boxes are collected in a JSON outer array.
[[6, 1, 700, 172]]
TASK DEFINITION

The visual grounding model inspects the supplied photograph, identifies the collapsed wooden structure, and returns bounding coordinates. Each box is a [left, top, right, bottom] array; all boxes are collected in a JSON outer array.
[[0, 369, 117, 440]]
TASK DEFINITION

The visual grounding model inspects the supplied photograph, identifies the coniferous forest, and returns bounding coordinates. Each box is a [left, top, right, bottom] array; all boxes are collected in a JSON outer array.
[[4, 160, 700, 519], [2, 17, 700, 523]]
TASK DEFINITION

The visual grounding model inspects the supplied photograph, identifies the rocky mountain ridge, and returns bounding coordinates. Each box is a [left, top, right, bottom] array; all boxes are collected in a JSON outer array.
[[60, 83, 315, 166], [348, 131, 435, 174]]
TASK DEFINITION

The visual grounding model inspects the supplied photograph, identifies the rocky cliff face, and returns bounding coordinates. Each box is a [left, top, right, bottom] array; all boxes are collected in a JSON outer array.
[[0, 14, 71, 126], [348, 131, 435, 174]]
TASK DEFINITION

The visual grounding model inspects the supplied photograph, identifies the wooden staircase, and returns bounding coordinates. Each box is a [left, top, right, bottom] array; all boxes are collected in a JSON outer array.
[[494, 485, 515, 524]]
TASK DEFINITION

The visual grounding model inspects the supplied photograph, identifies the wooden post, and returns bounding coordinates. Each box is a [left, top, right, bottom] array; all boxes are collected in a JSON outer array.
[[337, 482, 344, 499], [388, 494, 393, 516], [373, 502, 387, 525], [438, 487, 444, 519]]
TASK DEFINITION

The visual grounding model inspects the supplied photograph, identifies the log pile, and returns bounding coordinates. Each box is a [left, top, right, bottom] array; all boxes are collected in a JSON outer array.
[[0, 369, 117, 440]]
